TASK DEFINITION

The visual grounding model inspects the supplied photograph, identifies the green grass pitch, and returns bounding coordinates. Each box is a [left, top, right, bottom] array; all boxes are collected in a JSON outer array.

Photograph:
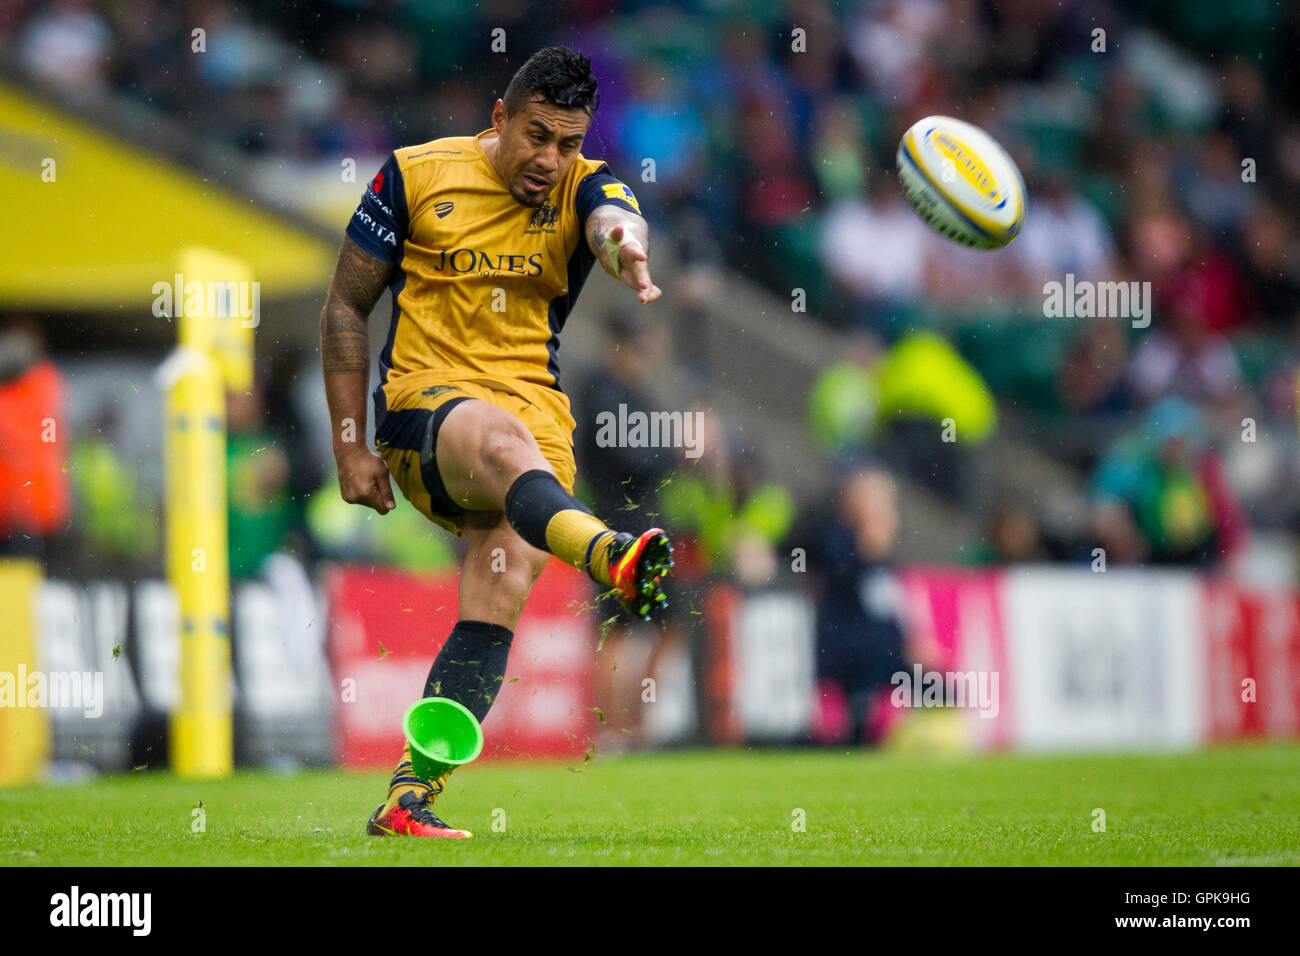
[[3, 741, 1298, 865]]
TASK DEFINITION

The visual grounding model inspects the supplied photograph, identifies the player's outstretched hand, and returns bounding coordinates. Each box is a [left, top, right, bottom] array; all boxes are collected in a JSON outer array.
[[336, 448, 396, 514], [608, 224, 662, 304]]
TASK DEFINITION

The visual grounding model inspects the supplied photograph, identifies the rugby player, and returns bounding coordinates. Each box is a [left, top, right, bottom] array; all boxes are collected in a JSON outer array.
[[320, 47, 673, 838]]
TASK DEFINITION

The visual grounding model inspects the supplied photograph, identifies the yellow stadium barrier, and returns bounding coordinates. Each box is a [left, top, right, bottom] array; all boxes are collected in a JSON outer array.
[[159, 246, 255, 779], [0, 560, 47, 786]]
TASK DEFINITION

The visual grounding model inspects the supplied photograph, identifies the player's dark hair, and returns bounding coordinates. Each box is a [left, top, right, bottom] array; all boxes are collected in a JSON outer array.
[[503, 46, 599, 118]]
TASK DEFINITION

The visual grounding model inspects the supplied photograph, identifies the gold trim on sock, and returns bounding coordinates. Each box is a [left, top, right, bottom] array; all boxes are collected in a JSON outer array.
[[544, 509, 615, 585], [384, 741, 455, 812], [587, 530, 619, 587]]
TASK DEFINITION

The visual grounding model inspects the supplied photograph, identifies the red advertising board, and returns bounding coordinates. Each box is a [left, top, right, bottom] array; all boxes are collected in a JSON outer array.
[[325, 559, 599, 767], [1202, 580, 1300, 741]]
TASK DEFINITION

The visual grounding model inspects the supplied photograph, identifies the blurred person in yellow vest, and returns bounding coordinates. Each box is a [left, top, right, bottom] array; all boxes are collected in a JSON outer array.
[[307, 479, 456, 574], [809, 330, 997, 504], [875, 332, 997, 443], [809, 330, 996, 456], [807, 330, 882, 458], [659, 405, 795, 585], [69, 410, 159, 566]]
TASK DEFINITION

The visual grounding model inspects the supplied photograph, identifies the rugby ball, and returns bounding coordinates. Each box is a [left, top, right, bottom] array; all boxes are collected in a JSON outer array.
[[896, 115, 1026, 249]]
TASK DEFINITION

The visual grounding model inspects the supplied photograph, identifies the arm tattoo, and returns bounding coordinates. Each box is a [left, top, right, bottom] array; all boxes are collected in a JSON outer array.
[[585, 206, 623, 247], [320, 237, 394, 374], [585, 206, 648, 276]]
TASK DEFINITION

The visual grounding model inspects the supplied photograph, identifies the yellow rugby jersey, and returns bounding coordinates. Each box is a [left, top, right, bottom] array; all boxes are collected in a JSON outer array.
[[345, 128, 642, 427]]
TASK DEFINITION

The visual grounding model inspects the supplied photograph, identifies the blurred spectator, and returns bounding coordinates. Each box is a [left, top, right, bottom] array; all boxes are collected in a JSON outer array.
[[783, 2, 857, 144], [1238, 206, 1300, 328], [1015, 175, 1117, 294], [306, 479, 457, 574], [575, 308, 674, 523], [807, 330, 882, 459], [810, 97, 868, 203], [847, 0, 945, 109], [1128, 206, 1195, 299], [1176, 131, 1256, 241], [264, 349, 327, 564], [653, 404, 795, 747], [69, 408, 158, 570], [226, 382, 294, 579], [193, 0, 283, 93], [809, 466, 909, 746], [575, 309, 682, 749], [1127, 294, 1247, 427], [0, 317, 70, 558], [659, 406, 795, 589], [1059, 319, 1133, 421], [966, 499, 1050, 565], [732, 92, 818, 290], [1090, 397, 1249, 567], [818, 169, 932, 335], [808, 329, 997, 502], [1087, 498, 1149, 567], [1217, 59, 1276, 166], [18, 0, 112, 99], [611, 63, 707, 220], [875, 331, 997, 503], [1160, 227, 1251, 337]]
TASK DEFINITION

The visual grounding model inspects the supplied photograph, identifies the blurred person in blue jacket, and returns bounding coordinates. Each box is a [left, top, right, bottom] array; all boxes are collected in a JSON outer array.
[[1090, 397, 1250, 568]]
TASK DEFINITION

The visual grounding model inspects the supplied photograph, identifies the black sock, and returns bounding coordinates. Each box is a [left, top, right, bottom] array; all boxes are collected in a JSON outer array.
[[504, 469, 620, 583], [423, 620, 514, 723], [504, 468, 594, 550]]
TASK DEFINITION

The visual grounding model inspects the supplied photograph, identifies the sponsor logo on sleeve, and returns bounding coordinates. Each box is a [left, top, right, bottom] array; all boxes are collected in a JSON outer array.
[[351, 205, 399, 247], [601, 182, 640, 213]]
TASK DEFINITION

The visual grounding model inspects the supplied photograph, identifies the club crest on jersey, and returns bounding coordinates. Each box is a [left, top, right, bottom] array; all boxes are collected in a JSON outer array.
[[527, 199, 560, 234]]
